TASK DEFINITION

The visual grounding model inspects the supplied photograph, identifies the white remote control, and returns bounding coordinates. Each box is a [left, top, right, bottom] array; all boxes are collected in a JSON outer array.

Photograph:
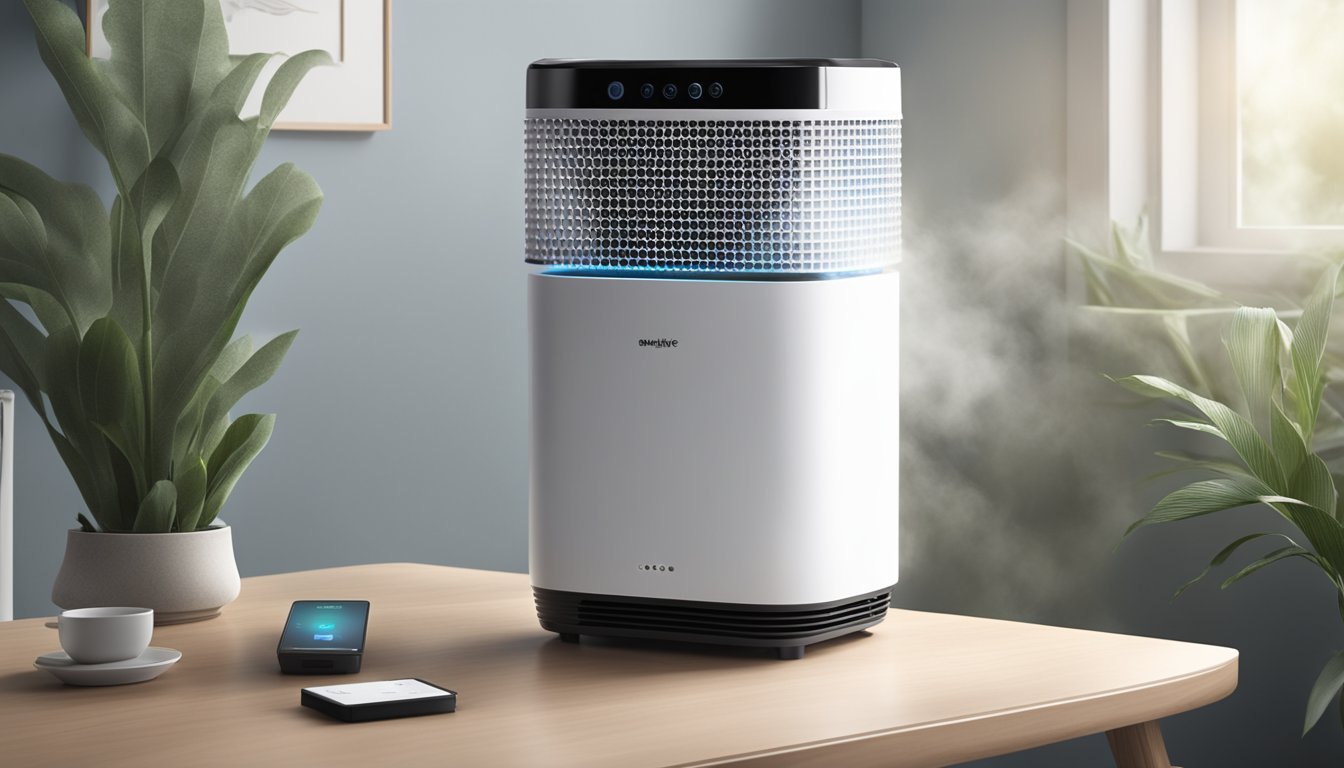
[[301, 678, 457, 722]]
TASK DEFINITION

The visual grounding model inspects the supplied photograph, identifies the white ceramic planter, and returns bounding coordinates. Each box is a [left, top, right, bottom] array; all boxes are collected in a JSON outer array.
[[51, 524, 241, 625]]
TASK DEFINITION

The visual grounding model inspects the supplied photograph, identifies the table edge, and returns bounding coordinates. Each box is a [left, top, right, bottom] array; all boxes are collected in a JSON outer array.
[[676, 653, 1238, 767]]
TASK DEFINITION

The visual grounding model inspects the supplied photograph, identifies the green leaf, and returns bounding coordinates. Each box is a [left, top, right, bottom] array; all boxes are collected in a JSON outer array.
[[101, 0, 231, 155], [129, 157, 179, 269], [196, 330, 297, 457], [1290, 454, 1339, 523], [1306, 649, 1344, 735], [174, 456, 208, 532], [46, 325, 123, 530], [1220, 545, 1317, 589], [1125, 477, 1303, 536], [1153, 418, 1226, 441], [1271, 500, 1344, 580], [1173, 532, 1299, 599], [201, 413, 275, 527], [1272, 404, 1308, 482], [1151, 450, 1255, 481], [1291, 264, 1342, 444], [21, 0, 149, 193], [1225, 307, 1280, 437], [0, 154, 112, 334], [153, 163, 320, 467], [1068, 230, 1227, 309], [132, 479, 176, 533], [77, 318, 143, 447], [0, 291, 54, 415], [93, 422, 145, 498], [170, 334, 254, 462], [257, 50, 333, 132], [1117, 375, 1285, 488]]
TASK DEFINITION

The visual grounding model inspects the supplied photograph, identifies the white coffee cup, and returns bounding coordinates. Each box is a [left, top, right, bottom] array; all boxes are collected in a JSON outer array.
[[58, 607, 154, 664]]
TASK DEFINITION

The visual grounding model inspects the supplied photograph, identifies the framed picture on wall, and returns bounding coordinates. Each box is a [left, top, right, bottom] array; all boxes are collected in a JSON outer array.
[[86, 0, 392, 131]]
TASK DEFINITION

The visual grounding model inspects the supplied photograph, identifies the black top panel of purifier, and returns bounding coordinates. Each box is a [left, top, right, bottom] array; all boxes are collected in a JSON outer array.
[[526, 58, 898, 109]]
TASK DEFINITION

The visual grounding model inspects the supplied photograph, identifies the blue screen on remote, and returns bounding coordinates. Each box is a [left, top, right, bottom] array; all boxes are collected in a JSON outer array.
[[280, 601, 368, 651]]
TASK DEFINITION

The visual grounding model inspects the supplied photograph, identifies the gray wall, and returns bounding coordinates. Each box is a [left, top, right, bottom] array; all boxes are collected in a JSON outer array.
[[3, 1, 1339, 765]]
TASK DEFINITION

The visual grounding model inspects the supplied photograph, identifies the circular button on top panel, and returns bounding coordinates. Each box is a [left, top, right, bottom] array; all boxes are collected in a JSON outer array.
[[606, 81, 624, 100], [687, 82, 703, 99], [708, 81, 724, 98], [662, 83, 677, 99], [640, 83, 654, 99]]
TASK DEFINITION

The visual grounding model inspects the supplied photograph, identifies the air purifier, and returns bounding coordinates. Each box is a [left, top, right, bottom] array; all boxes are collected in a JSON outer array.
[[526, 59, 900, 659]]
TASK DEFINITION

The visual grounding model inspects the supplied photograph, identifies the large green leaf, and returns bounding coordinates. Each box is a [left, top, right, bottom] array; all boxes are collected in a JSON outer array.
[[0, 154, 112, 333], [256, 50, 333, 131], [132, 478, 176, 532], [1150, 450, 1255, 482], [21, 0, 148, 193], [174, 456, 208, 532], [101, 0, 231, 156], [153, 163, 320, 468], [1292, 265, 1342, 444], [76, 317, 144, 456], [1290, 454, 1339, 524], [1225, 307, 1280, 438], [170, 334, 254, 463], [1272, 404, 1308, 482], [46, 325, 126, 529], [201, 413, 275, 527], [1306, 650, 1344, 734], [1117, 374, 1286, 488], [1272, 499, 1344, 580], [0, 286, 52, 411], [1125, 476, 1305, 535], [195, 330, 297, 457]]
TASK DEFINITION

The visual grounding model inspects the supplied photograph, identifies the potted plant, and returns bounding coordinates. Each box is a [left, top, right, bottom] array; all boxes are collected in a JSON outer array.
[[1, 0, 328, 622], [1094, 237, 1344, 735]]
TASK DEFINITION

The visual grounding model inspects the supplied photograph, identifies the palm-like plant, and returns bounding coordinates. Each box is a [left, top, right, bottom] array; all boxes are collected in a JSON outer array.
[[0, 0, 328, 532], [1117, 263, 1344, 734]]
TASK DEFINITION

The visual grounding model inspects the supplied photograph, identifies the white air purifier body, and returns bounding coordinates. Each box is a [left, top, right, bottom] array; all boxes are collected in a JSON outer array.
[[526, 59, 901, 659]]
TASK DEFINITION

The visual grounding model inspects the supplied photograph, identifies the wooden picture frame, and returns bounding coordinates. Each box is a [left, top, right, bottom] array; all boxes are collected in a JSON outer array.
[[86, 0, 392, 131]]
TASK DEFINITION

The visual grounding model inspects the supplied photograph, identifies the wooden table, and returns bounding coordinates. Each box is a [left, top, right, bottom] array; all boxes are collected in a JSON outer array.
[[0, 564, 1236, 767]]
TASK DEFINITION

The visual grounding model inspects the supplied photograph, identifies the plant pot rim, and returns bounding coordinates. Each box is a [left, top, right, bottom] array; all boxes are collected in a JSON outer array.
[[66, 523, 230, 537]]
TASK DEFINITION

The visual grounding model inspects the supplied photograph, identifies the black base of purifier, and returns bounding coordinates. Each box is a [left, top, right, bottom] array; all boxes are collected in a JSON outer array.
[[534, 585, 894, 660]]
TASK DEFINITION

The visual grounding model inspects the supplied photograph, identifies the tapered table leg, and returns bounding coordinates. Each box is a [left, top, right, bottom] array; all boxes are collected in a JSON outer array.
[[1106, 720, 1173, 768]]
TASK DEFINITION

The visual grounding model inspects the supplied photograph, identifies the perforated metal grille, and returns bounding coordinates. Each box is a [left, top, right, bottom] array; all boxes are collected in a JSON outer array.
[[524, 118, 901, 273]]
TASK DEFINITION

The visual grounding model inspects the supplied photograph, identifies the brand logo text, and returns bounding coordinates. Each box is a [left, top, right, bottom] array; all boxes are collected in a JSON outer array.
[[638, 338, 679, 349]]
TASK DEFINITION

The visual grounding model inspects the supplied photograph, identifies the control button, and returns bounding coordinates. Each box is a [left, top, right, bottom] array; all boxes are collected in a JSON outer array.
[[607, 81, 624, 100], [662, 83, 678, 99], [687, 82, 703, 100], [708, 81, 724, 99]]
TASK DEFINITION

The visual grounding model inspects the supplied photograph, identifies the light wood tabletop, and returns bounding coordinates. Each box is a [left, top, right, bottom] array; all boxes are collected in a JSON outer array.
[[0, 563, 1236, 767]]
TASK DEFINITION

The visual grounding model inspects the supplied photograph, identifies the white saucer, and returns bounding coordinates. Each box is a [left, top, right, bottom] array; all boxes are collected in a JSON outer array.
[[34, 647, 182, 687]]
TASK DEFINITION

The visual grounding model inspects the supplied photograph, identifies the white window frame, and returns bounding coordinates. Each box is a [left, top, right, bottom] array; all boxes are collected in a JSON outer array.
[[1066, 0, 1344, 291]]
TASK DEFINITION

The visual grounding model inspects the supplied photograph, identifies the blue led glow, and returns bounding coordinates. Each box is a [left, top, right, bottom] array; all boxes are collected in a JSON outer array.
[[540, 266, 885, 282]]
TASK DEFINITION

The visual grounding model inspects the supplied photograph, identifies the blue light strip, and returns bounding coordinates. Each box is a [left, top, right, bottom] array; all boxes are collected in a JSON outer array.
[[539, 266, 885, 282]]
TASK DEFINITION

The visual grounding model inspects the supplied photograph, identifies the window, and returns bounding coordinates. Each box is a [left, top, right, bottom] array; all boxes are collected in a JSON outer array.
[[1237, 0, 1344, 229], [1067, 0, 1344, 271]]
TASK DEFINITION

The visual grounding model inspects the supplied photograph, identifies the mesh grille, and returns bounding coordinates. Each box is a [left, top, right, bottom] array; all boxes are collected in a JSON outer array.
[[524, 118, 901, 273]]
